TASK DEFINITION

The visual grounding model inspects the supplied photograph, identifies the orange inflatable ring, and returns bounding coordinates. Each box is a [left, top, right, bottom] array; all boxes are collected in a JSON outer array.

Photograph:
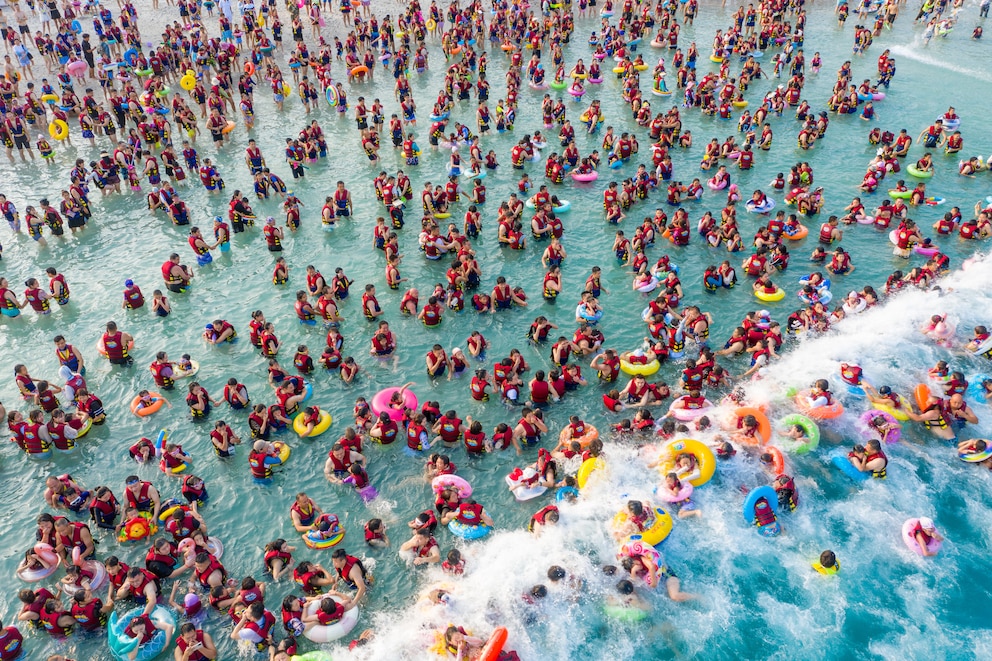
[[130, 392, 165, 417], [221, 120, 235, 134], [501, 44, 515, 52], [914, 383, 931, 411], [765, 445, 785, 476], [735, 406, 772, 444], [350, 65, 369, 77], [558, 424, 599, 449], [785, 224, 809, 240], [245, 61, 256, 75], [479, 627, 509, 661], [451, 45, 463, 55], [794, 391, 845, 420]]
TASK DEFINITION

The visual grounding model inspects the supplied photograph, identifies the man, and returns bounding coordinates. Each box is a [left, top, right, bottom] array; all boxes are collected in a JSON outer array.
[[175, 623, 218, 660], [330, 549, 369, 605], [161, 253, 193, 293], [124, 476, 162, 520]]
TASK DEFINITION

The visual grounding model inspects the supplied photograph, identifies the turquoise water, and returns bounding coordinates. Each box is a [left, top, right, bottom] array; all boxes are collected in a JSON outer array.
[[2, 1, 992, 660]]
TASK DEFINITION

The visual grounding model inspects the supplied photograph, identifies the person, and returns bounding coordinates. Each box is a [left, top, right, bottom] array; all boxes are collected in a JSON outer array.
[[0, 619, 23, 661], [125, 476, 162, 520], [909, 517, 944, 557], [174, 622, 218, 660], [621, 551, 696, 601], [330, 549, 369, 605], [230, 602, 276, 652], [812, 550, 840, 575], [848, 439, 888, 479], [607, 579, 650, 614], [101, 321, 134, 366], [399, 528, 441, 566]]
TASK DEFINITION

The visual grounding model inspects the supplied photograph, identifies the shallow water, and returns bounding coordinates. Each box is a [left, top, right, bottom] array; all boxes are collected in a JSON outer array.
[[2, 1, 992, 660]]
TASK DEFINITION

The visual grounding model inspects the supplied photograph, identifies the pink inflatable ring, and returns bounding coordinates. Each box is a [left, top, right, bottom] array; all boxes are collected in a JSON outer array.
[[371, 387, 418, 421]]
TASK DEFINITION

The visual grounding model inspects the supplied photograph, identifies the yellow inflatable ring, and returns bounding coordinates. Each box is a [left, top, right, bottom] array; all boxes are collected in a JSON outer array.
[[710, 54, 724, 63], [577, 457, 605, 490], [158, 504, 186, 523], [633, 64, 648, 71], [49, 119, 69, 141], [74, 418, 93, 439], [282, 82, 291, 96], [41, 93, 60, 104], [657, 438, 717, 487], [180, 75, 196, 91], [612, 66, 625, 74], [426, 18, 437, 30], [871, 396, 910, 421], [619, 359, 660, 376], [754, 287, 786, 302], [293, 410, 333, 438], [613, 507, 673, 546], [732, 100, 749, 108], [274, 441, 291, 464]]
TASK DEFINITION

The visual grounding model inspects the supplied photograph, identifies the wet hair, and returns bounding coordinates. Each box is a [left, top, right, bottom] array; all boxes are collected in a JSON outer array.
[[819, 550, 836, 568], [617, 579, 635, 595], [547, 565, 566, 581]]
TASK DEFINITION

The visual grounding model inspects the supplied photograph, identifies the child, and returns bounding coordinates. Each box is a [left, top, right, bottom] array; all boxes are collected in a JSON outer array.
[[364, 519, 389, 548], [177, 354, 194, 373], [441, 549, 465, 575], [812, 550, 839, 575], [151, 290, 171, 317], [263, 539, 296, 580], [169, 582, 207, 625]]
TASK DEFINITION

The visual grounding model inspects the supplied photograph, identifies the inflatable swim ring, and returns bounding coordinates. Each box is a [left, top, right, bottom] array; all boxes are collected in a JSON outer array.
[[754, 287, 785, 302], [107, 605, 175, 661], [901, 518, 941, 556], [657, 438, 716, 486], [735, 407, 772, 444], [302, 597, 359, 643], [859, 409, 902, 444], [293, 409, 333, 437], [371, 387, 418, 422], [576, 457, 605, 489], [795, 391, 844, 420], [779, 413, 819, 454], [505, 472, 547, 501], [130, 392, 165, 417], [448, 520, 492, 539], [431, 474, 472, 498], [613, 507, 672, 546], [667, 397, 714, 422], [743, 485, 780, 537]]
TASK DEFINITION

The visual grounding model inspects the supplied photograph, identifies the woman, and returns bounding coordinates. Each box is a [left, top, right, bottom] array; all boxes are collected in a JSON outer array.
[[186, 382, 220, 418]]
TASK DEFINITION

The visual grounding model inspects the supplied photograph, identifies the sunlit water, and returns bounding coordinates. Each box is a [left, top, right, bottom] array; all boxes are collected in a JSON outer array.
[[1, 1, 991, 659]]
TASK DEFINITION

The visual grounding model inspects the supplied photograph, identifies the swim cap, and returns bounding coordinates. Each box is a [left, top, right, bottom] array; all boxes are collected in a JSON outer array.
[[184, 593, 200, 607], [125, 279, 134, 287], [205, 324, 214, 330], [919, 517, 935, 530], [213, 216, 222, 223]]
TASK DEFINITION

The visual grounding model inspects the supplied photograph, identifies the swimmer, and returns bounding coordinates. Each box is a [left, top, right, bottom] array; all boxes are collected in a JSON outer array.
[[848, 440, 888, 479], [908, 517, 944, 557]]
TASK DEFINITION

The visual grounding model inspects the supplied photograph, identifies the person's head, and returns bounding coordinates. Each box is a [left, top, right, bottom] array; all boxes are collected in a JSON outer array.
[[819, 550, 836, 568], [547, 565, 566, 582]]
